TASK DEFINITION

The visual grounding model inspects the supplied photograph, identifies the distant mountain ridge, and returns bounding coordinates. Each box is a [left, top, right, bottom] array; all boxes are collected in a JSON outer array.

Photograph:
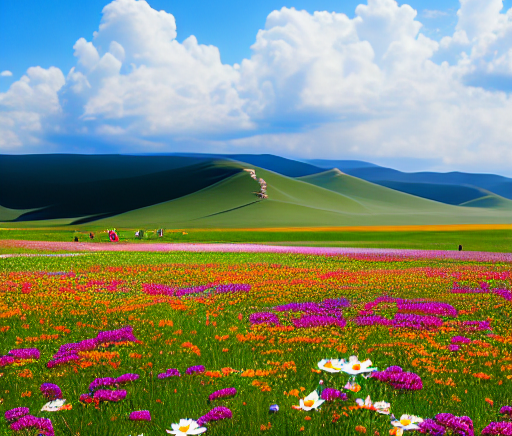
[[0, 153, 510, 228]]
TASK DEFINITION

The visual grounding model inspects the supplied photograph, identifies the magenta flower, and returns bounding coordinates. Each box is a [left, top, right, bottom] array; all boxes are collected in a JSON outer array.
[[158, 368, 181, 379], [93, 389, 127, 402], [0, 355, 15, 367], [4, 407, 30, 423], [129, 410, 151, 421], [8, 348, 40, 360], [186, 365, 205, 375], [89, 377, 116, 391], [209, 388, 237, 401], [116, 373, 140, 384], [197, 406, 232, 426], [40, 383, 62, 400], [10, 415, 54, 436], [320, 388, 348, 401]]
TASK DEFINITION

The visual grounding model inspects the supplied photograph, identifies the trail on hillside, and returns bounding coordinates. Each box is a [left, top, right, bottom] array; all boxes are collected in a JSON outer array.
[[0, 240, 510, 262]]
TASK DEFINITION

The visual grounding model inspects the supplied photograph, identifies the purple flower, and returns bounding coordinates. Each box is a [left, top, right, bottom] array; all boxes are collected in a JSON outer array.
[[493, 288, 512, 301], [269, 404, 279, 413], [500, 406, 512, 417], [46, 354, 80, 368], [185, 365, 205, 375], [215, 284, 251, 293], [40, 383, 62, 400], [129, 410, 151, 421], [96, 326, 137, 344], [158, 368, 181, 379], [0, 355, 15, 367], [449, 345, 460, 352], [5, 407, 30, 423], [209, 388, 237, 401], [392, 313, 443, 330], [89, 377, 116, 392], [461, 320, 491, 332], [175, 285, 212, 297], [482, 422, 512, 435], [197, 406, 232, 426], [371, 367, 423, 390], [10, 415, 54, 436], [322, 298, 350, 309], [419, 419, 447, 435], [451, 336, 471, 344], [320, 388, 348, 401], [292, 315, 346, 329], [249, 312, 280, 326], [354, 315, 393, 326], [434, 413, 474, 436], [93, 389, 127, 402], [8, 348, 40, 360], [116, 373, 140, 385]]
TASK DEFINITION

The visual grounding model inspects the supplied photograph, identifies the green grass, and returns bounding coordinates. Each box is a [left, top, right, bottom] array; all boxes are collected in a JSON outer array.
[[0, 251, 510, 436]]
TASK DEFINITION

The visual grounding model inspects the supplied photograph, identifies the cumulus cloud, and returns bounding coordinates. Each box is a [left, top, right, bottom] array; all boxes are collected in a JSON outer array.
[[0, 66, 65, 150], [1, 0, 512, 173], [0, 71, 13, 77]]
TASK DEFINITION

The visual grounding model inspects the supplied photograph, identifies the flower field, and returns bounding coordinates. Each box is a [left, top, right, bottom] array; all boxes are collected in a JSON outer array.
[[0, 250, 511, 435]]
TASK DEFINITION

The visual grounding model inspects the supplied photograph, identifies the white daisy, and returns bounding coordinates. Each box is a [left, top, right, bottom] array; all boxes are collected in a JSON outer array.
[[166, 419, 207, 435], [299, 391, 325, 411], [317, 358, 345, 373], [340, 355, 377, 375], [391, 414, 424, 431]]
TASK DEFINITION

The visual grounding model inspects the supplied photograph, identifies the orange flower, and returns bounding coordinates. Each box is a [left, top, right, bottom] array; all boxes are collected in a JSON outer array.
[[356, 426, 367, 434], [485, 398, 494, 406]]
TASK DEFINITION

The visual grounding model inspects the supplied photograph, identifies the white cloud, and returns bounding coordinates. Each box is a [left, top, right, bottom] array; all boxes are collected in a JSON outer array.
[[0, 70, 13, 77], [0, 66, 65, 150], [1, 0, 512, 174]]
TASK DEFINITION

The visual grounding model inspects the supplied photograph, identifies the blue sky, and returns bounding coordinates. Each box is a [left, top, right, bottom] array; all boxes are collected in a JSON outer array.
[[0, 0, 464, 91], [1, 0, 512, 175]]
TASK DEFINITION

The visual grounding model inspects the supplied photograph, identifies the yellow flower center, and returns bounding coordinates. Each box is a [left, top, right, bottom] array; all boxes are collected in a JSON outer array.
[[352, 364, 361, 370], [179, 425, 190, 432], [304, 400, 315, 407], [324, 361, 340, 370], [400, 419, 411, 426]]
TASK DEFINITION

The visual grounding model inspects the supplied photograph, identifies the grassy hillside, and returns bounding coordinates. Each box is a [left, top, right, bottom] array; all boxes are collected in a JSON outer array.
[[85, 166, 512, 229], [459, 194, 512, 209]]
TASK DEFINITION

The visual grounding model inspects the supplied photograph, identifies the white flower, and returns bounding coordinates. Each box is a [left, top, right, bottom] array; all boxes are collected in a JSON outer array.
[[391, 414, 424, 431], [166, 419, 207, 435], [41, 399, 66, 412], [355, 395, 391, 415], [373, 400, 391, 415], [299, 391, 325, 411], [317, 358, 345, 373], [340, 356, 377, 375]]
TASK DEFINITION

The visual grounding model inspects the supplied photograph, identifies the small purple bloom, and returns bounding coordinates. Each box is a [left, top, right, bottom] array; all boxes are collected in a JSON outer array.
[[89, 377, 116, 392], [158, 368, 181, 379], [320, 388, 348, 401], [116, 373, 140, 384], [8, 348, 40, 360], [197, 406, 232, 426], [5, 407, 30, 423], [209, 388, 237, 401], [451, 336, 471, 345], [449, 345, 460, 352], [93, 389, 127, 402], [249, 312, 280, 326], [269, 404, 279, 413], [482, 421, 512, 435], [500, 406, 512, 417], [418, 419, 446, 435], [129, 410, 151, 421], [96, 326, 137, 344], [40, 383, 62, 400], [0, 355, 15, 367], [10, 415, 54, 436], [185, 365, 205, 375]]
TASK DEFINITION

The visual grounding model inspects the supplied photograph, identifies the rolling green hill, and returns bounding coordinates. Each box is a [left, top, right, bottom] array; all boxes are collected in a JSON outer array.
[[1, 155, 511, 229], [88, 166, 512, 229]]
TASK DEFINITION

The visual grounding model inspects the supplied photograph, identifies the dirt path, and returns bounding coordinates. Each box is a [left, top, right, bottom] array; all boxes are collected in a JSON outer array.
[[0, 239, 510, 262]]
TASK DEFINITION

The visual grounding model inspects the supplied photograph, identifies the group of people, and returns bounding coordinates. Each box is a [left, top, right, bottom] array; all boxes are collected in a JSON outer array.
[[244, 169, 268, 199]]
